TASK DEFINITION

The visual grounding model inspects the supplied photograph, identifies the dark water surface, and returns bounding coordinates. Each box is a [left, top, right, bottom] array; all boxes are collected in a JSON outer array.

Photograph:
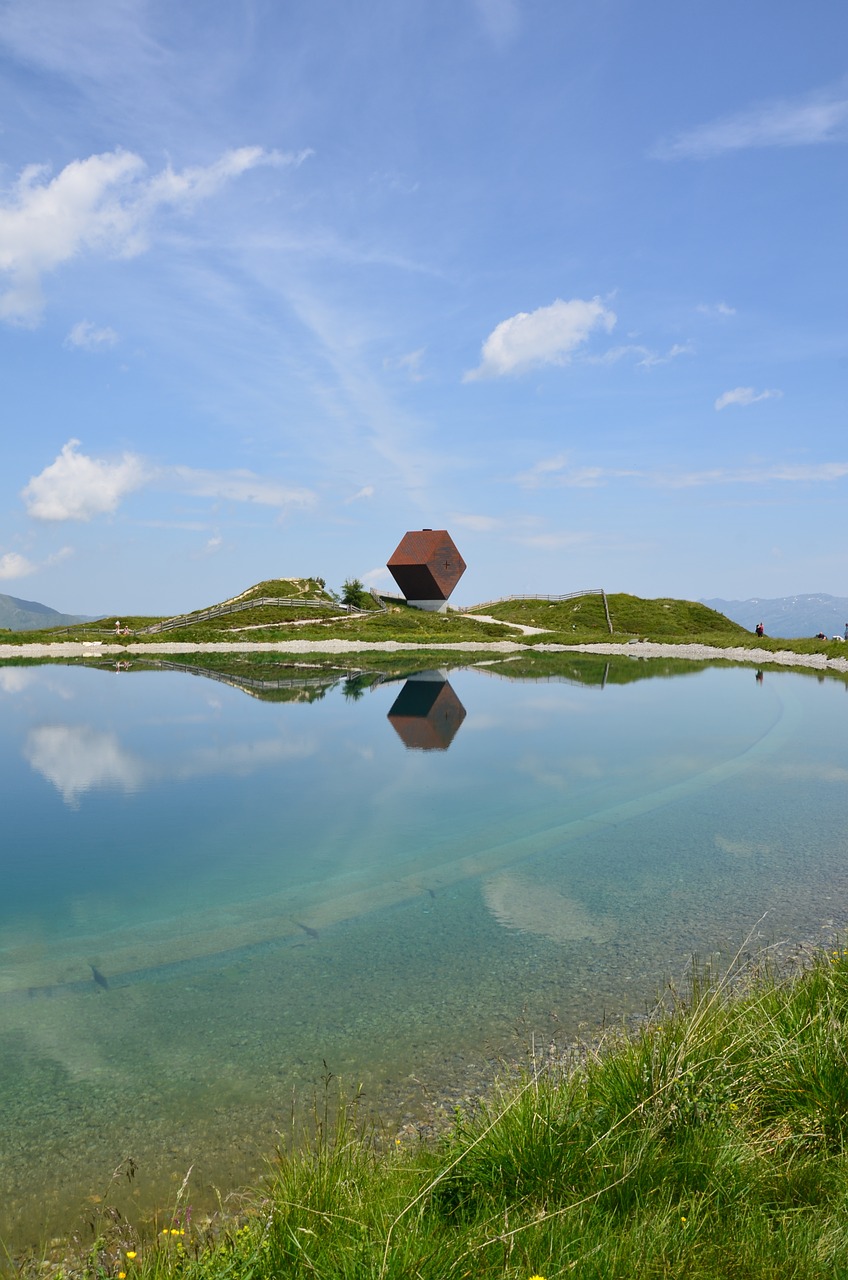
[[2, 655, 848, 1249]]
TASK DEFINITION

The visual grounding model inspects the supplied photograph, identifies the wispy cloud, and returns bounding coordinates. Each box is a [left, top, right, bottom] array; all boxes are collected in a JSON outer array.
[[515, 531, 595, 551], [652, 462, 848, 488], [472, 0, 520, 47], [653, 88, 848, 160], [715, 386, 782, 411], [515, 453, 637, 490], [451, 514, 503, 532], [697, 301, 736, 317], [169, 465, 314, 509], [512, 451, 848, 492], [22, 440, 315, 521], [345, 485, 375, 503], [64, 319, 119, 350], [0, 146, 309, 325], [590, 340, 693, 369], [383, 347, 426, 381], [464, 297, 616, 381], [0, 0, 163, 86]]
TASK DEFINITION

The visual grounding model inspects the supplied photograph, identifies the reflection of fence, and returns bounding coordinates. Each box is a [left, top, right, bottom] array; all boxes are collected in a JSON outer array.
[[131, 657, 350, 697]]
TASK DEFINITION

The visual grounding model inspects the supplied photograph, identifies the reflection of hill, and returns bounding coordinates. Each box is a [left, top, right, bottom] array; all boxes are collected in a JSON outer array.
[[388, 672, 466, 750], [122, 658, 346, 703], [472, 653, 713, 687], [67, 648, 848, 700]]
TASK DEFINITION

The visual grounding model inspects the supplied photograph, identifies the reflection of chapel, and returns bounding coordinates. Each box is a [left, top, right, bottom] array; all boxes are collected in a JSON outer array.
[[387, 674, 466, 751]]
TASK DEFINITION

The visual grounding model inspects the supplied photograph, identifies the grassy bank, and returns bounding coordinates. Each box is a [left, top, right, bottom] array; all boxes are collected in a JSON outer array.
[[3, 584, 848, 658], [29, 948, 848, 1280]]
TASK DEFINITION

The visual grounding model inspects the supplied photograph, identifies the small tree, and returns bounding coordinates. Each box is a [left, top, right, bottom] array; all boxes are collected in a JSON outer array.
[[341, 577, 367, 608]]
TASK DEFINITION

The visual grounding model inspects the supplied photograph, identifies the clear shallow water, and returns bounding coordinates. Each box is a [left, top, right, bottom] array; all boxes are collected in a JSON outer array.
[[2, 656, 848, 1249]]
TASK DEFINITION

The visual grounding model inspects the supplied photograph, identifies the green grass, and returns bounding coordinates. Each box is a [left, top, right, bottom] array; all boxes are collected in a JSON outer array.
[[32, 949, 848, 1280], [471, 593, 749, 639], [3, 586, 848, 661]]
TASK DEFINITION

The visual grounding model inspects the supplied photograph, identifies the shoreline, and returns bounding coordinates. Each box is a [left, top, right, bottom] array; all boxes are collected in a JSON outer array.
[[1, 637, 848, 674]]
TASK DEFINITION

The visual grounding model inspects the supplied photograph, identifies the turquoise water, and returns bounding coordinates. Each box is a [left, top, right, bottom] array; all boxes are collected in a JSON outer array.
[[2, 656, 848, 1248]]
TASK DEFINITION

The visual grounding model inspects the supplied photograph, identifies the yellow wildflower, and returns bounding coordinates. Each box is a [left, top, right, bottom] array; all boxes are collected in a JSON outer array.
[[126, 1253, 137, 1260]]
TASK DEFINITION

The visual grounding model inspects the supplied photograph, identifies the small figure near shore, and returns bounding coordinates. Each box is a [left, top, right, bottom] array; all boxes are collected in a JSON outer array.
[[844, 623, 848, 641], [755, 622, 765, 638]]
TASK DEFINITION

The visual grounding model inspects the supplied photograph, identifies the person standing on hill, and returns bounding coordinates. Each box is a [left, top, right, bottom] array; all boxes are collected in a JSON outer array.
[[755, 622, 765, 638]]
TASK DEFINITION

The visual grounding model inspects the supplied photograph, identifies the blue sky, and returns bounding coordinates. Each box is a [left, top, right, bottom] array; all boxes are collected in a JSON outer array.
[[0, 0, 845, 614]]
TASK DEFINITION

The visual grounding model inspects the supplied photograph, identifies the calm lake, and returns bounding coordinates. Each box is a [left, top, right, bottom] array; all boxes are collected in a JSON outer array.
[[2, 653, 848, 1250]]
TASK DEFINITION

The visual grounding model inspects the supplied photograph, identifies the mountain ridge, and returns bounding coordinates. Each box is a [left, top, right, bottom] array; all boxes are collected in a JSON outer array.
[[0, 592, 97, 632], [702, 593, 848, 639]]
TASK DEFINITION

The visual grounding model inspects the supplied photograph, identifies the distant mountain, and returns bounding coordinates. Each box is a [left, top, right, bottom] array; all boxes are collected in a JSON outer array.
[[0, 592, 97, 632], [702, 594, 848, 640]]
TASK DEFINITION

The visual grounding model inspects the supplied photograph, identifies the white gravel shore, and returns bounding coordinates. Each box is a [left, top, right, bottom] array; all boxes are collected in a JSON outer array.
[[1, 638, 847, 673]]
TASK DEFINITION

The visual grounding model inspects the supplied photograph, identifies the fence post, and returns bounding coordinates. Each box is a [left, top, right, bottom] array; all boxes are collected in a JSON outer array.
[[601, 590, 613, 634]]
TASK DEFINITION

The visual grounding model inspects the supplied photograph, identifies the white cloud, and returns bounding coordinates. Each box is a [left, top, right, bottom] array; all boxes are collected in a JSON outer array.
[[653, 89, 848, 160], [0, 551, 36, 579], [636, 342, 694, 368], [345, 485, 375, 503], [46, 545, 74, 566], [384, 348, 425, 381], [21, 438, 149, 520], [515, 532, 594, 551], [472, 0, 519, 46], [451, 514, 502, 532], [511, 451, 848, 492], [0, 668, 34, 694], [65, 319, 118, 350], [515, 453, 636, 490], [24, 721, 315, 804], [464, 297, 616, 381], [175, 735, 316, 779], [362, 566, 391, 588], [171, 466, 314, 509], [697, 302, 736, 317], [192, 537, 224, 563], [25, 725, 146, 807], [715, 387, 782, 411], [0, 145, 308, 325], [585, 340, 693, 369], [0, 545, 73, 580], [652, 462, 848, 488], [22, 441, 315, 522]]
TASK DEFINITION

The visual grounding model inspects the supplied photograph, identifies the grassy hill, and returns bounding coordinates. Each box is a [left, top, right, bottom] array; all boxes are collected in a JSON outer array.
[[467, 592, 750, 639], [4, 581, 848, 659]]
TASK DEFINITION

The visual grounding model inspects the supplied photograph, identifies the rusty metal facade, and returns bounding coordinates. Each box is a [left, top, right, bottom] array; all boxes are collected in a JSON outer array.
[[387, 677, 466, 751], [386, 529, 466, 601]]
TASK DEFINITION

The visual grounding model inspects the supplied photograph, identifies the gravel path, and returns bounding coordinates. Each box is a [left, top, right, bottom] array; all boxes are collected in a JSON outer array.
[[2, 637, 848, 673]]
